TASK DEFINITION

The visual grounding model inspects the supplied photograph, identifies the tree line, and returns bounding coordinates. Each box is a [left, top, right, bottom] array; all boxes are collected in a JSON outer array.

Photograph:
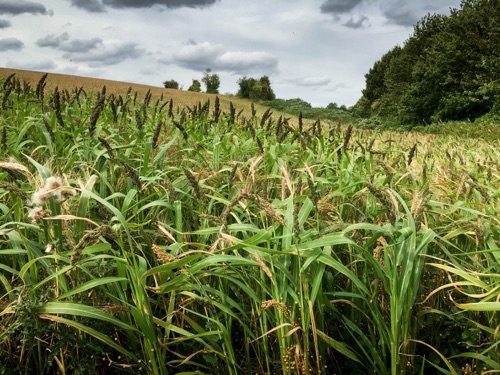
[[354, 0, 499, 125], [163, 68, 276, 101]]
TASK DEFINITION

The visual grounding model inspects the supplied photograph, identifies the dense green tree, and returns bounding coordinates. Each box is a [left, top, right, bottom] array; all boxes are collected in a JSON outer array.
[[202, 68, 220, 94], [237, 76, 256, 98], [356, 0, 500, 124], [256, 76, 276, 100], [163, 79, 179, 89], [357, 46, 403, 117], [237, 76, 275, 100], [188, 79, 201, 92]]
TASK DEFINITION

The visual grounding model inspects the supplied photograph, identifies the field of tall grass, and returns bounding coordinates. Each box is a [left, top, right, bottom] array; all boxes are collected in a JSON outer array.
[[0, 72, 498, 374]]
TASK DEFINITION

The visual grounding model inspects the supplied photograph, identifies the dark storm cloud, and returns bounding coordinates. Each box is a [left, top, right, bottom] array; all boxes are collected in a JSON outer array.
[[0, 19, 11, 28], [64, 42, 145, 67], [0, 38, 24, 51], [67, 0, 218, 12], [0, 1, 49, 15], [320, 0, 362, 15], [343, 15, 368, 29]]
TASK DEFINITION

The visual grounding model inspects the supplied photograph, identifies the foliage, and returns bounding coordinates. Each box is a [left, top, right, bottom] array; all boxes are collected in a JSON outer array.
[[356, 0, 500, 125], [202, 68, 220, 94], [163, 79, 179, 90], [237, 76, 276, 101], [326, 102, 346, 111], [263, 97, 353, 122], [0, 73, 499, 375], [188, 79, 201, 92]]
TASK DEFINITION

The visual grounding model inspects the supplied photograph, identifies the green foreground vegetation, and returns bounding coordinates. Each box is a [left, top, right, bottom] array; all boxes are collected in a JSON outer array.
[[0, 71, 499, 375]]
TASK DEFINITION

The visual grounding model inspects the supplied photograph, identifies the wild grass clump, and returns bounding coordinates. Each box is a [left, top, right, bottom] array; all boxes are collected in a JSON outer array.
[[0, 73, 498, 375]]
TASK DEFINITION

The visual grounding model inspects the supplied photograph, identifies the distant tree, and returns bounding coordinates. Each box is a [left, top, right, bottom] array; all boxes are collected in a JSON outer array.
[[163, 79, 179, 89], [188, 79, 201, 92], [326, 102, 339, 110], [202, 68, 220, 94], [237, 75, 275, 100], [237, 76, 256, 98], [255, 76, 275, 101]]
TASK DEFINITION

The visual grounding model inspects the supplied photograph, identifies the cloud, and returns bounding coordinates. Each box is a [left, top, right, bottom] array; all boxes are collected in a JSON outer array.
[[320, 0, 456, 28], [171, 41, 278, 75], [290, 76, 332, 87], [0, 19, 11, 28], [343, 15, 369, 28], [215, 51, 278, 74], [37, 33, 104, 53], [63, 42, 145, 67], [172, 41, 225, 70], [381, 1, 458, 27], [68, 0, 105, 13], [36, 33, 142, 67], [36, 32, 70, 48], [103, 0, 218, 8], [6, 59, 57, 70], [67, 0, 218, 12], [0, 1, 49, 15], [0, 38, 24, 51], [320, 0, 362, 15], [383, 5, 420, 27], [59, 38, 103, 53]]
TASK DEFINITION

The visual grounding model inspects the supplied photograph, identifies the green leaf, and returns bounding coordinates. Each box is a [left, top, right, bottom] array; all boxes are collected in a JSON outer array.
[[456, 302, 500, 312], [55, 277, 128, 301], [316, 329, 361, 363], [37, 302, 139, 333]]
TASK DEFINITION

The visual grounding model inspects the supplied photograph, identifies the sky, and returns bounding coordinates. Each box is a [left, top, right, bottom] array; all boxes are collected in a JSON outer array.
[[0, 0, 461, 107]]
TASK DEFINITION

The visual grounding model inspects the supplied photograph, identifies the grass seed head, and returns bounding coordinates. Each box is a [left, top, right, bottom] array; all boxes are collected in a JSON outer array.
[[27, 206, 51, 224], [251, 254, 273, 283], [407, 143, 417, 166], [152, 244, 175, 264], [261, 300, 293, 322], [32, 188, 52, 206], [366, 183, 396, 224]]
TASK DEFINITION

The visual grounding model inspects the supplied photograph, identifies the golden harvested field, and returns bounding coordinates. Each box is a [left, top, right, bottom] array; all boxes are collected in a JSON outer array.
[[0, 67, 270, 118]]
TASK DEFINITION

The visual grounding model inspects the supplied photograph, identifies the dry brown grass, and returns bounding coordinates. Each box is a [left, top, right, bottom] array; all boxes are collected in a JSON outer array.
[[0, 67, 272, 119]]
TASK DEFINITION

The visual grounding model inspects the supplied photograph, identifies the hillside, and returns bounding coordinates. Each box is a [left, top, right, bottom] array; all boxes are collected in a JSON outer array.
[[0, 67, 274, 120]]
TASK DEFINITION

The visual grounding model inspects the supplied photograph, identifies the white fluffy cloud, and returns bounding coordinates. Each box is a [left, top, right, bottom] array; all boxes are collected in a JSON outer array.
[[171, 41, 278, 75]]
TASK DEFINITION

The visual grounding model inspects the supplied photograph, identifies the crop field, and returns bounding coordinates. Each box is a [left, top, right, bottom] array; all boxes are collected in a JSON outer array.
[[0, 68, 276, 122], [0, 72, 498, 375]]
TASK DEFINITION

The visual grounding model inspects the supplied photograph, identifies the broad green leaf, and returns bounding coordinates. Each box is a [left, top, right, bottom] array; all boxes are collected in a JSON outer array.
[[37, 302, 139, 333]]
